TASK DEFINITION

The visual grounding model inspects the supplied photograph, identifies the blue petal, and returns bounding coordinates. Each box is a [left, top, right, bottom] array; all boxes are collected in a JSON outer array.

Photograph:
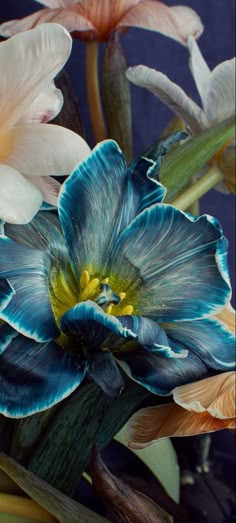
[[119, 315, 187, 358], [117, 348, 209, 395], [110, 205, 231, 321], [5, 211, 64, 252], [0, 321, 18, 355], [61, 300, 136, 350], [58, 140, 165, 277], [0, 279, 14, 312], [164, 317, 236, 371], [0, 235, 59, 341], [0, 334, 86, 417]]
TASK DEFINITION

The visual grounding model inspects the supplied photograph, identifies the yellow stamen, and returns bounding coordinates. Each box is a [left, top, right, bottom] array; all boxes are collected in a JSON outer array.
[[119, 305, 133, 315], [101, 277, 109, 284], [80, 277, 99, 300], [80, 270, 90, 289], [105, 304, 113, 314], [119, 292, 126, 301]]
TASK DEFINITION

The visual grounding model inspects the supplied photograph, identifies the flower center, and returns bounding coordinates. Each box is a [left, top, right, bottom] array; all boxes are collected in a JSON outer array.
[[0, 128, 14, 162], [79, 270, 134, 315]]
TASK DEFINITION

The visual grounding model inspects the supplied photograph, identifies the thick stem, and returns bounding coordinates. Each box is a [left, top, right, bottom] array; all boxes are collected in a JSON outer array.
[[86, 42, 107, 144], [172, 166, 223, 211]]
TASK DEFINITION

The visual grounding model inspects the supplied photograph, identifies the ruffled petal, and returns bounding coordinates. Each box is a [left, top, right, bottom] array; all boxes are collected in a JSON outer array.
[[17, 82, 63, 124], [0, 280, 15, 313], [0, 334, 86, 417], [117, 347, 209, 395], [0, 164, 42, 224], [188, 36, 211, 111], [61, 300, 137, 349], [164, 317, 235, 371], [110, 205, 231, 321], [173, 371, 235, 419], [126, 65, 206, 134], [0, 235, 59, 341], [215, 304, 235, 334], [0, 321, 18, 355], [126, 403, 235, 449], [205, 58, 236, 124], [119, 1, 203, 44], [59, 140, 164, 278], [5, 211, 64, 251], [0, 9, 95, 39], [7, 123, 91, 176], [0, 24, 72, 127], [24, 175, 61, 207]]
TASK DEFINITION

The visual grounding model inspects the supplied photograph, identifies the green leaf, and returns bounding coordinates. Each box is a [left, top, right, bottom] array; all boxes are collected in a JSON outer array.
[[0, 453, 109, 523], [102, 34, 132, 161], [27, 380, 148, 495], [160, 115, 235, 202]]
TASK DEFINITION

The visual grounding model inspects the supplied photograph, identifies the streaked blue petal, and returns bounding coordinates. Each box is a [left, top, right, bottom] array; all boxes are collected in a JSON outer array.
[[5, 211, 64, 252], [164, 317, 236, 371], [110, 205, 231, 321], [61, 300, 136, 350], [117, 349, 209, 395], [87, 351, 124, 397], [0, 321, 18, 355], [0, 279, 14, 312], [58, 140, 165, 277], [0, 235, 59, 341], [119, 315, 187, 358], [0, 335, 86, 417]]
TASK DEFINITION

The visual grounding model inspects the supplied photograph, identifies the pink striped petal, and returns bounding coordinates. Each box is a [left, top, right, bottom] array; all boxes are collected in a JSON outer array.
[[119, 1, 203, 45]]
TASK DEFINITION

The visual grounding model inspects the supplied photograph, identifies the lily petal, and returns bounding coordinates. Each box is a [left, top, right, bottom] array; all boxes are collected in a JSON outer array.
[[205, 58, 236, 124], [173, 371, 236, 419], [0, 164, 42, 224], [119, 1, 203, 45], [59, 140, 164, 277], [110, 205, 231, 321], [17, 82, 64, 124], [0, 24, 72, 127], [126, 65, 206, 133], [0, 334, 86, 417], [0, 235, 59, 341], [24, 175, 61, 207], [126, 403, 235, 449], [7, 123, 91, 176], [0, 9, 95, 39], [188, 36, 211, 111]]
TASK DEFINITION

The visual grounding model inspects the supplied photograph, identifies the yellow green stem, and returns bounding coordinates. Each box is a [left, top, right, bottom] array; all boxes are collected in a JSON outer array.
[[86, 42, 107, 144], [172, 166, 223, 211]]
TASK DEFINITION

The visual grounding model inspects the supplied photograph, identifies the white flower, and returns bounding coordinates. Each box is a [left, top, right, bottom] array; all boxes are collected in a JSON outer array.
[[0, 23, 91, 224]]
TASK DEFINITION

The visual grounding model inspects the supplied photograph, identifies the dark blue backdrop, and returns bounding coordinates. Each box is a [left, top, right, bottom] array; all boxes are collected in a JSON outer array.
[[1, 0, 235, 304]]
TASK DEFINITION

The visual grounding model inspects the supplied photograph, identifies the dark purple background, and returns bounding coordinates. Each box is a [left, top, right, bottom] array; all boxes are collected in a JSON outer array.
[[1, 0, 235, 304]]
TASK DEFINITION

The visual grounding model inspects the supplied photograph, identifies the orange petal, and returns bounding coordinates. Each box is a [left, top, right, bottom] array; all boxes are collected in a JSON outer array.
[[215, 304, 235, 334], [126, 404, 235, 449], [119, 1, 203, 44], [173, 371, 236, 419]]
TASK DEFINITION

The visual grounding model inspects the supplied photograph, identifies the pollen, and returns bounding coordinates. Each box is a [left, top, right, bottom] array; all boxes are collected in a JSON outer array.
[[119, 305, 134, 315], [119, 292, 126, 301]]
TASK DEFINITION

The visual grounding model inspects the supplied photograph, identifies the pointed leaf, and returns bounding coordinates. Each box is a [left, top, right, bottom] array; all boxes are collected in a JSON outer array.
[[102, 35, 132, 161], [160, 115, 235, 201], [0, 453, 108, 523]]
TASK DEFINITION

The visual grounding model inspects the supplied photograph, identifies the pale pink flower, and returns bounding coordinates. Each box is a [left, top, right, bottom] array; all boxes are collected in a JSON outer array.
[[0, 0, 203, 45], [0, 23, 91, 224]]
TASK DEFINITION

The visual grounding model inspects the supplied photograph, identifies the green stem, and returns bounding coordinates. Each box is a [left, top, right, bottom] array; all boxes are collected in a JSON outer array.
[[172, 166, 223, 211], [86, 42, 107, 144]]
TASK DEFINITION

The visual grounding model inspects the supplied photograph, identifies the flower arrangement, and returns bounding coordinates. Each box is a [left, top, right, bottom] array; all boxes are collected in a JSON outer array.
[[0, 1, 235, 521]]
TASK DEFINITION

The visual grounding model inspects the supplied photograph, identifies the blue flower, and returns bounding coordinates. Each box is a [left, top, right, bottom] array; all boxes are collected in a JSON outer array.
[[0, 140, 235, 417]]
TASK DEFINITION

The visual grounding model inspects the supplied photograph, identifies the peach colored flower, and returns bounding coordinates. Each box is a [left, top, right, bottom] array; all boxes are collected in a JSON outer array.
[[127, 306, 236, 448], [0, 0, 203, 45], [0, 23, 90, 224]]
